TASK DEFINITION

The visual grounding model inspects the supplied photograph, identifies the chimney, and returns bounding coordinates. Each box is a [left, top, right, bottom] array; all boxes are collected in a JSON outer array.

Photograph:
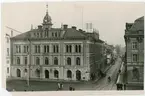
[[72, 26, 76, 30], [79, 29, 82, 32], [63, 24, 68, 29], [38, 25, 42, 30]]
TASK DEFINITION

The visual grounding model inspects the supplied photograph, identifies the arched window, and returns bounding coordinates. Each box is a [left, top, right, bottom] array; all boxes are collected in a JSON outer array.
[[54, 70, 59, 78], [16, 69, 21, 77], [36, 57, 40, 65], [45, 70, 49, 78], [45, 57, 49, 65], [76, 57, 80, 65], [78, 45, 81, 53], [35, 69, 40, 78], [17, 57, 20, 65], [54, 57, 58, 65], [76, 70, 81, 80], [67, 57, 71, 65], [67, 70, 72, 78]]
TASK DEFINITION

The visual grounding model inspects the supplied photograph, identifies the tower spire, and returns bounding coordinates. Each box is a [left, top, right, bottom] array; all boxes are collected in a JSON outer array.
[[46, 3, 48, 14]]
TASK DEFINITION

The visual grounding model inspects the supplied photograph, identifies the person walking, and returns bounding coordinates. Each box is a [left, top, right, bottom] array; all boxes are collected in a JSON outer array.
[[69, 86, 72, 91], [61, 83, 63, 90], [57, 83, 61, 90]]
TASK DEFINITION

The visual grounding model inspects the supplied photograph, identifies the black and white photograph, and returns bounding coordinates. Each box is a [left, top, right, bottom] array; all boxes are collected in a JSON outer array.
[[1, 1, 144, 92]]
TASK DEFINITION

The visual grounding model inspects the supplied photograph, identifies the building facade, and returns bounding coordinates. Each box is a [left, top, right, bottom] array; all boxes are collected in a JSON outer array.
[[5, 27, 21, 78], [10, 9, 106, 81], [124, 16, 144, 89]]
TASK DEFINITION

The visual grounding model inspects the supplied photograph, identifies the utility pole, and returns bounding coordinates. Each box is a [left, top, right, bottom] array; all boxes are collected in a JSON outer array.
[[27, 32, 31, 87]]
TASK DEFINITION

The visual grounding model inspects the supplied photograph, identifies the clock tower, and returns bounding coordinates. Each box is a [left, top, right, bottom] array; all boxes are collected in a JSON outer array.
[[42, 4, 53, 30]]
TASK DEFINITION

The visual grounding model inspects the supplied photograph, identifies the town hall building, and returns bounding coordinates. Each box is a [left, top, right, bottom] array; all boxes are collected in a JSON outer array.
[[10, 7, 106, 81]]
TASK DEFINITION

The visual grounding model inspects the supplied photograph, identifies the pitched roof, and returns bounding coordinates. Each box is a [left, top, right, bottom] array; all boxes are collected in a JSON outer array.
[[11, 31, 31, 40], [129, 16, 144, 32], [11, 27, 104, 43], [63, 28, 87, 39]]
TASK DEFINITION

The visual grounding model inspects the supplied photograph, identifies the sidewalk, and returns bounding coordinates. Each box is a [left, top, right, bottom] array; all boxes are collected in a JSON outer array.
[[93, 64, 112, 83]]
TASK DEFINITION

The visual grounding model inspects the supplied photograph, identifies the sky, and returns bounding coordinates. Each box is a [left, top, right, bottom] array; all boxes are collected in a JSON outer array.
[[1, 2, 145, 47]]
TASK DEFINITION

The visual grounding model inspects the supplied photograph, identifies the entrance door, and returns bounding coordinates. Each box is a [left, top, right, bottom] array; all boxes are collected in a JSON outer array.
[[17, 69, 21, 77], [76, 70, 81, 80], [45, 70, 49, 78]]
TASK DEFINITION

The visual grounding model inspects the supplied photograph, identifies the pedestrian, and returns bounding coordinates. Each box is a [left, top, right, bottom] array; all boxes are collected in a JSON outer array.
[[58, 83, 61, 90], [12, 89, 15, 91], [69, 86, 72, 91], [61, 83, 63, 90], [72, 87, 75, 91]]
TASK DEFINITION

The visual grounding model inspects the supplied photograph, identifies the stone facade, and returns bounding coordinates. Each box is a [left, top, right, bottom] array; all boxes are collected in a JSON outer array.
[[10, 9, 105, 81], [124, 16, 144, 89], [5, 27, 21, 78]]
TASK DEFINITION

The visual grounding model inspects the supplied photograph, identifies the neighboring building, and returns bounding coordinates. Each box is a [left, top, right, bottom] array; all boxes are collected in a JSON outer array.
[[10, 8, 107, 81], [124, 16, 144, 90], [5, 27, 21, 78]]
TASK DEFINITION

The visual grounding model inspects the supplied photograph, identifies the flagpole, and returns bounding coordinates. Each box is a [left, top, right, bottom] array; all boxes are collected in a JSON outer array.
[[82, 6, 83, 30]]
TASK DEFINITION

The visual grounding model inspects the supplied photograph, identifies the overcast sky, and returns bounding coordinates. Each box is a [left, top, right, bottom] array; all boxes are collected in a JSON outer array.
[[1, 2, 145, 46]]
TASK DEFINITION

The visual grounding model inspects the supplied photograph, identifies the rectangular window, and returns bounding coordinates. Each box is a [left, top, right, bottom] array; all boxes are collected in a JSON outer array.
[[7, 48, 9, 56], [56, 45, 59, 53], [19, 45, 21, 53], [16, 45, 18, 53], [132, 42, 137, 49], [38, 45, 40, 53], [44, 45, 46, 53], [47, 45, 49, 53], [133, 54, 138, 62], [35, 45, 37, 53], [7, 60, 9, 64], [53, 45, 55, 53], [7, 37, 9, 43], [27, 46, 29, 53], [24, 46, 26, 53], [25, 57, 27, 65], [7, 67, 9, 73]]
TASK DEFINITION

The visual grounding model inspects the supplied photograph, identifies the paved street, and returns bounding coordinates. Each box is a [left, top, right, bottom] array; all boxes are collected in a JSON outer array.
[[6, 58, 122, 91], [94, 57, 122, 90]]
